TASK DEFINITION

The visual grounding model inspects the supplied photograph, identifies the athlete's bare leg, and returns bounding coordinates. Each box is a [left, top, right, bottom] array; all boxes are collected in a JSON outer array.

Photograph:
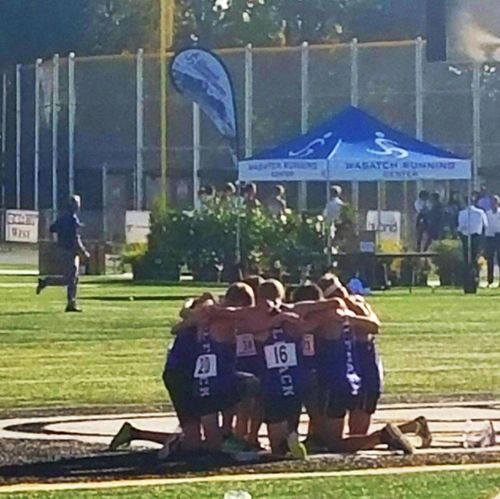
[[222, 408, 235, 436], [235, 399, 251, 439], [201, 414, 222, 451], [247, 401, 263, 448], [348, 410, 372, 436], [323, 418, 414, 454], [267, 421, 289, 455]]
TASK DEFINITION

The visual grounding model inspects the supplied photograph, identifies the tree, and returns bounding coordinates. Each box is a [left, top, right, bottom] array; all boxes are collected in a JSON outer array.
[[0, 0, 158, 66], [174, 0, 424, 49], [0, 0, 425, 67]]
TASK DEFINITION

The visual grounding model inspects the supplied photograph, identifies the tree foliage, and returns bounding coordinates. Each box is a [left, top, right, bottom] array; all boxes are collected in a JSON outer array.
[[0, 0, 424, 66]]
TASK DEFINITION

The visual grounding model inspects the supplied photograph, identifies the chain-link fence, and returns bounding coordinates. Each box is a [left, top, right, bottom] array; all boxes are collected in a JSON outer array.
[[1, 39, 499, 243]]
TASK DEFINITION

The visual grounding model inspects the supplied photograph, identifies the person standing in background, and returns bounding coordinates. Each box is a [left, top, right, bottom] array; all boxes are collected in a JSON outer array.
[[444, 191, 461, 237], [324, 185, 345, 241], [426, 192, 444, 250], [243, 183, 262, 210], [476, 184, 492, 212], [414, 190, 431, 252], [36, 195, 90, 313], [458, 197, 488, 282], [485, 195, 500, 287], [220, 182, 237, 209], [199, 185, 218, 212], [266, 185, 287, 216]]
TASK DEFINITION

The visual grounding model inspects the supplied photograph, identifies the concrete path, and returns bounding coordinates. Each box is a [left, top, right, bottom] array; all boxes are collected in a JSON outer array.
[[1, 401, 499, 454]]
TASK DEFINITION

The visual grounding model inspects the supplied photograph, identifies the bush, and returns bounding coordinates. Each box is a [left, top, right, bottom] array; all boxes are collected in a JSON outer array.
[[432, 239, 464, 286], [133, 202, 330, 283]]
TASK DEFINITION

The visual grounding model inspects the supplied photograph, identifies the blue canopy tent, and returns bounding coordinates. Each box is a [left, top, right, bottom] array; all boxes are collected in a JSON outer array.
[[238, 106, 473, 265], [239, 106, 471, 183]]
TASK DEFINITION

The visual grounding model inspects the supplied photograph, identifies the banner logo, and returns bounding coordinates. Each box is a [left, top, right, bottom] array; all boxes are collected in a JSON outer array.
[[170, 48, 237, 140], [367, 132, 409, 159], [289, 132, 333, 158]]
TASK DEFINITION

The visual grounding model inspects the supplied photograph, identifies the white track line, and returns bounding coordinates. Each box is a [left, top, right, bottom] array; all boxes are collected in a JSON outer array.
[[1, 462, 500, 494]]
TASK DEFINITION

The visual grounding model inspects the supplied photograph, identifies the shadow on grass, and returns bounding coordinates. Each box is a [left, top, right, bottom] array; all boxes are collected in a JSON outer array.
[[0, 449, 268, 482], [0, 311, 52, 317], [82, 278, 224, 288], [83, 295, 195, 302]]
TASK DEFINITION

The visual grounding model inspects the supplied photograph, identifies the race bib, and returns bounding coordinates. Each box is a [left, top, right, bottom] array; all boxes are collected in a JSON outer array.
[[193, 354, 217, 379], [236, 334, 257, 357], [264, 342, 297, 369], [302, 334, 315, 357]]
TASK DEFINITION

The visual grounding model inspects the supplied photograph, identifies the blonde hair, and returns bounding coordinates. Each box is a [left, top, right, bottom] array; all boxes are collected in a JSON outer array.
[[225, 282, 255, 307], [258, 279, 285, 303]]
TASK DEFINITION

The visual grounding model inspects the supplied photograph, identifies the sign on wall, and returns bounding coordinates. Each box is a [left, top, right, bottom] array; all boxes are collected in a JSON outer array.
[[5, 210, 39, 243], [366, 211, 401, 242], [125, 211, 151, 244]]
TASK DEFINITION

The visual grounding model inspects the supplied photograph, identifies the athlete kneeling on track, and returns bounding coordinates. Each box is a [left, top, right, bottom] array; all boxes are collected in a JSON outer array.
[[110, 286, 263, 457], [316, 273, 432, 449]]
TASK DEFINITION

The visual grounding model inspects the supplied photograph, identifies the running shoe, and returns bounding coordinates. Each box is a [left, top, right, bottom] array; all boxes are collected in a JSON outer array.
[[287, 432, 308, 461], [65, 304, 83, 313], [381, 423, 415, 455], [415, 416, 432, 448], [36, 278, 46, 295], [109, 422, 133, 451]]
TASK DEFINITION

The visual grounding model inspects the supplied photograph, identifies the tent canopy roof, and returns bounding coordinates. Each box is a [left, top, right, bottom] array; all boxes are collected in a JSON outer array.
[[239, 106, 471, 182]]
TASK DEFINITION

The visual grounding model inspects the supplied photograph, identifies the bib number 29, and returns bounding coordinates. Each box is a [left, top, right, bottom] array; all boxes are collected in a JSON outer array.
[[264, 342, 297, 369], [194, 354, 217, 379]]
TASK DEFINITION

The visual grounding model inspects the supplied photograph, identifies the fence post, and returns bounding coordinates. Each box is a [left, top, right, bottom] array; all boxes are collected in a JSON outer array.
[[52, 54, 60, 216], [412, 37, 425, 246], [68, 53, 76, 198], [102, 163, 108, 241], [16, 64, 21, 209], [472, 62, 481, 189], [193, 103, 201, 210], [298, 41, 309, 211], [136, 48, 144, 210], [350, 38, 360, 224], [1, 72, 7, 210], [244, 44, 253, 159], [34, 59, 42, 211]]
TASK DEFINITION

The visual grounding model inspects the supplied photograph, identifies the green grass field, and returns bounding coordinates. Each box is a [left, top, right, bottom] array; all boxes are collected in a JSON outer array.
[[1, 275, 500, 411], [4, 469, 500, 498]]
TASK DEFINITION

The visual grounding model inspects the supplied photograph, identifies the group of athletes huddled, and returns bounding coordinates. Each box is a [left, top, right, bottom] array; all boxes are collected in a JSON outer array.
[[110, 274, 432, 460]]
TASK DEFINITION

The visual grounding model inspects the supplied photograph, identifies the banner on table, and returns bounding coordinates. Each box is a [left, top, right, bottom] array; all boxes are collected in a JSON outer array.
[[366, 211, 401, 241], [5, 210, 39, 243], [125, 211, 151, 244], [170, 48, 237, 140]]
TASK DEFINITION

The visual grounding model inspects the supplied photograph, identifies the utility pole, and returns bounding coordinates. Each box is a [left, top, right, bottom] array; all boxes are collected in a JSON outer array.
[[160, 0, 174, 207]]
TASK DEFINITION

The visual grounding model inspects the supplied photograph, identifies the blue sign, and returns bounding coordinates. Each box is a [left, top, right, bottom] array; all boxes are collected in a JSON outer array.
[[170, 48, 237, 140]]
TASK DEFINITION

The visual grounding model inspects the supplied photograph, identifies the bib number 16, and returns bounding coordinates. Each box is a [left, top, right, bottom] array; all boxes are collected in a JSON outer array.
[[264, 342, 297, 369]]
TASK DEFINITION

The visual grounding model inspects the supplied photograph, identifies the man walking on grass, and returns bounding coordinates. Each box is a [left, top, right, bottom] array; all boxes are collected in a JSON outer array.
[[36, 195, 90, 312]]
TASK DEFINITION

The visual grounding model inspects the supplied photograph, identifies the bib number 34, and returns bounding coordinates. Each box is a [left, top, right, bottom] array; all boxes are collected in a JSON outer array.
[[264, 342, 297, 369]]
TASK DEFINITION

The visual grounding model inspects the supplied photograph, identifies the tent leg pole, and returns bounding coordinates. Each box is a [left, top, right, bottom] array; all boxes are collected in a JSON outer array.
[[236, 182, 242, 268], [468, 178, 472, 271], [377, 181, 382, 251], [326, 180, 332, 268]]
